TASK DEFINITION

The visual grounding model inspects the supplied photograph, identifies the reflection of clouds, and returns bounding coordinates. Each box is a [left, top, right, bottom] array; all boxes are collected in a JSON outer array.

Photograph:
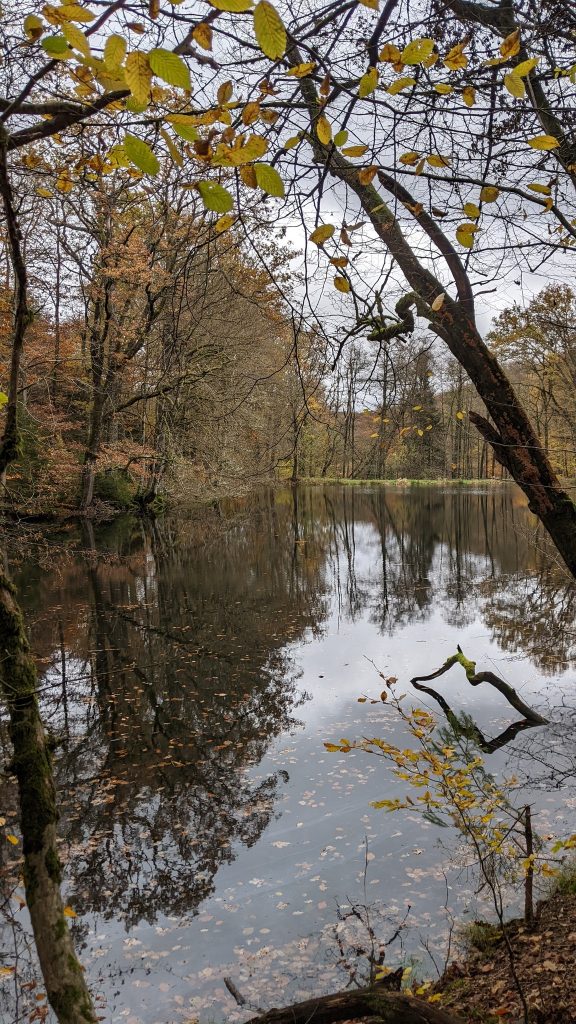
[[7, 485, 575, 1024]]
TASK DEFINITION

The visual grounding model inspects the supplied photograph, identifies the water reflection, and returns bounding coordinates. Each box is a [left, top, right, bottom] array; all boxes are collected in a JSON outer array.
[[1, 485, 575, 1023]]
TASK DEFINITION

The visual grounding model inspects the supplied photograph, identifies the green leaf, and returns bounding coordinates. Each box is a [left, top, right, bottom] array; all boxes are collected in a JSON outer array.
[[197, 180, 234, 213], [334, 129, 349, 147], [41, 35, 70, 59], [208, 0, 253, 9], [0, 393, 8, 407], [148, 48, 191, 89], [359, 67, 378, 98], [124, 134, 160, 175], [253, 1, 286, 59], [170, 122, 199, 142], [254, 162, 285, 197]]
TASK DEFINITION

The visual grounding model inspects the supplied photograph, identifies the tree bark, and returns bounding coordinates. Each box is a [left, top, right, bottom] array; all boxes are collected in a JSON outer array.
[[244, 985, 464, 1024]]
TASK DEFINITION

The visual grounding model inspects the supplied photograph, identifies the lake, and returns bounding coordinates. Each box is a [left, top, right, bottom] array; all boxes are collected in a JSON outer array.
[[1, 484, 576, 1024]]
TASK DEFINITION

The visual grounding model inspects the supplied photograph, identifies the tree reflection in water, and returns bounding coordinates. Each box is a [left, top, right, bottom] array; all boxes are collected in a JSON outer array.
[[1, 484, 575, 1022]]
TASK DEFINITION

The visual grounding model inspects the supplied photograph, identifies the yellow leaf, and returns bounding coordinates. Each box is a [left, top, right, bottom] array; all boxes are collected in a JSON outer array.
[[528, 134, 560, 150], [444, 42, 468, 70], [6, 834, 19, 845], [399, 151, 420, 165], [160, 128, 183, 166], [254, 1, 286, 59], [61, 20, 90, 55], [215, 213, 236, 232], [434, 83, 453, 95], [379, 43, 401, 62], [324, 742, 343, 751], [527, 182, 551, 195], [428, 993, 442, 1003], [504, 72, 525, 98], [463, 202, 480, 218], [456, 410, 465, 419], [431, 292, 445, 311], [359, 66, 379, 97], [329, 256, 348, 267], [401, 38, 435, 65], [286, 62, 316, 77], [193, 22, 213, 50], [316, 115, 332, 145], [426, 153, 450, 167], [358, 0, 379, 8], [24, 14, 44, 40], [57, 4, 95, 22], [514, 57, 539, 76], [456, 225, 474, 248], [310, 224, 335, 245], [36, 187, 53, 197], [283, 135, 300, 150], [387, 76, 416, 94], [480, 185, 499, 202], [341, 144, 369, 157], [228, 134, 268, 164], [0, 967, 14, 976], [125, 51, 151, 104], [149, 48, 191, 89], [103, 34, 127, 70], [240, 165, 257, 187], [63, 906, 77, 918], [462, 85, 476, 107], [208, 0, 254, 9], [242, 101, 260, 125], [500, 28, 520, 59], [334, 276, 350, 293], [358, 165, 378, 184]]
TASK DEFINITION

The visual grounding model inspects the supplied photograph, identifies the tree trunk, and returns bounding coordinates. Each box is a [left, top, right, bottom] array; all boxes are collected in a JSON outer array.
[[244, 985, 464, 1024], [0, 567, 97, 1024]]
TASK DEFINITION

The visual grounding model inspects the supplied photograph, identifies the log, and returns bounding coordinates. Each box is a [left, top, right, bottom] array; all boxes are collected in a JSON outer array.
[[244, 985, 465, 1024]]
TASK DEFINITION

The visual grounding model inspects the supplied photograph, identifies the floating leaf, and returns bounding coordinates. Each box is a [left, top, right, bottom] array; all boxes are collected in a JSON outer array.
[[254, 1, 286, 59]]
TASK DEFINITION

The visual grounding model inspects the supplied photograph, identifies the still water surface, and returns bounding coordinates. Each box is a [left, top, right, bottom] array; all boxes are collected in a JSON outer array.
[[2, 485, 576, 1023]]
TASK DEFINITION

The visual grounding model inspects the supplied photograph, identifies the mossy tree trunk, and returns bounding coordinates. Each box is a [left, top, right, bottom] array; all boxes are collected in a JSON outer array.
[[0, 121, 97, 1024]]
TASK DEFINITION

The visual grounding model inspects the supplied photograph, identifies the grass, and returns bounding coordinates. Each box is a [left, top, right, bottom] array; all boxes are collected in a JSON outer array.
[[458, 920, 504, 957], [550, 859, 576, 896]]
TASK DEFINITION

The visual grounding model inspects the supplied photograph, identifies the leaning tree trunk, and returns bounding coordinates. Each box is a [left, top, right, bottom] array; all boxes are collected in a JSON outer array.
[[244, 985, 464, 1024], [293, 60, 576, 580]]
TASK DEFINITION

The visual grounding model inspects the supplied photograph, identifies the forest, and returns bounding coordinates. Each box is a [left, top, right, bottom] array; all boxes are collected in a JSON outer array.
[[1, 0, 576, 1023]]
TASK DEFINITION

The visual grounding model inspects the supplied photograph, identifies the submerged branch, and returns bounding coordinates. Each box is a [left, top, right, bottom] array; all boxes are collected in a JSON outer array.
[[410, 647, 548, 726]]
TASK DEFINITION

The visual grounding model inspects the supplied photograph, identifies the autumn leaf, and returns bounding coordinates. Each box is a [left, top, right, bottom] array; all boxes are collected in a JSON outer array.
[[192, 23, 213, 50], [125, 51, 152, 104], [208, 0, 254, 9], [309, 224, 335, 245], [197, 180, 234, 213], [6, 834, 19, 845], [359, 67, 378, 97], [149, 49, 191, 89], [254, 1, 286, 59], [124, 134, 159, 175], [480, 185, 499, 202], [462, 85, 476, 107], [401, 38, 435, 65], [528, 135, 560, 150], [500, 28, 520, 59], [286, 62, 316, 77], [387, 76, 416, 94], [63, 906, 77, 918], [316, 115, 332, 145], [254, 162, 284, 197], [334, 276, 350, 293], [341, 144, 369, 158]]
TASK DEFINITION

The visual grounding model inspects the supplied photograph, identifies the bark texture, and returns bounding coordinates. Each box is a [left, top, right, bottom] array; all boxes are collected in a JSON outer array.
[[244, 985, 465, 1024]]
